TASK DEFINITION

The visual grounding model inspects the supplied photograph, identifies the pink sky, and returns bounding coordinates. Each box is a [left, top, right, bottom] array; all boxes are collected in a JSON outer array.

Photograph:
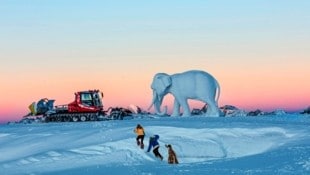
[[1, 1, 310, 123], [1, 58, 309, 123]]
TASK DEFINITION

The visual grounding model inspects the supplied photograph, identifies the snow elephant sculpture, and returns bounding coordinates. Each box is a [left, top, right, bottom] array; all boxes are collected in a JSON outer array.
[[149, 70, 221, 117]]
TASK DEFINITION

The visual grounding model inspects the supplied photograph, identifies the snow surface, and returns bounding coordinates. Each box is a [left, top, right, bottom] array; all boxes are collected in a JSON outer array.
[[1, 114, 310, 175]]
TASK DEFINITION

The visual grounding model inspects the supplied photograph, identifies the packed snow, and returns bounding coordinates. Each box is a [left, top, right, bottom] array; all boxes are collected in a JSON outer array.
[[1, 114, 310, 175]]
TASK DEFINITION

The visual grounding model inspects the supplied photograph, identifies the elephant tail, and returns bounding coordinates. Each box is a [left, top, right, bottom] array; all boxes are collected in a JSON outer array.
[[215, 79, 221, 105]]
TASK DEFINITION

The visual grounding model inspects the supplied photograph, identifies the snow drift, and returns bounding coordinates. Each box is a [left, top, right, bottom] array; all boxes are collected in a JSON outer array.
[[1, 114, 310, 175]]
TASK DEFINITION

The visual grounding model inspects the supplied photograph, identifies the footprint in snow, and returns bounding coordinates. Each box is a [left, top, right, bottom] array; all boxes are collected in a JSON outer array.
[[46, 151, 62, 160]]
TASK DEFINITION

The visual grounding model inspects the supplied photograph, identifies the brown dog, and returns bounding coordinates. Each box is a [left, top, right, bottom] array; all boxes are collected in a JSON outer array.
[[165, 144, 179, 164]]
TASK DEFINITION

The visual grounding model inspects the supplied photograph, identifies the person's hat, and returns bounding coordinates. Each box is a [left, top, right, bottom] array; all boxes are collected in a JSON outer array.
[[165, 144, 171, 148]]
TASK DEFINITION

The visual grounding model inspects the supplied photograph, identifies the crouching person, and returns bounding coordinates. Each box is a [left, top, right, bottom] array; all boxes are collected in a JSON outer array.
[[165, 144, 179, 164], [147, 135, 163, 160]]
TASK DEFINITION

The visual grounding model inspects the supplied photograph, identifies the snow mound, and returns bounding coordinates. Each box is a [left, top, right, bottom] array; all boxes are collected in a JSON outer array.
[[268, 109, 287, 115], [1, 115, 309, 175], [301, 106, 310, 114], [220, 105, 247, 117]]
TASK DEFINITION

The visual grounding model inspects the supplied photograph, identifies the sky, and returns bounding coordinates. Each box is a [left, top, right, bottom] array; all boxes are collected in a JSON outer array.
[[0, 0, 309, 123]]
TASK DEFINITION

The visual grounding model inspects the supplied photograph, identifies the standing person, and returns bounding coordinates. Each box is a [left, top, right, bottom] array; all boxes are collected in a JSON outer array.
[[165, 144, 179, 164], [147, 135, 163, 160], [134, 124, 145, 149]]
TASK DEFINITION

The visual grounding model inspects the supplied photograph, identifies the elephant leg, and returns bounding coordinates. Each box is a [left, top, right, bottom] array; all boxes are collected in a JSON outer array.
[[180, 99, 191, 117], [205, 99, 219, 117], [171, 99, 180, 117]]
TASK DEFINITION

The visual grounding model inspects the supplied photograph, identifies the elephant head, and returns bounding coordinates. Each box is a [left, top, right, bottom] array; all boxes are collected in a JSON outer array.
[[148, 73, 172, 115]]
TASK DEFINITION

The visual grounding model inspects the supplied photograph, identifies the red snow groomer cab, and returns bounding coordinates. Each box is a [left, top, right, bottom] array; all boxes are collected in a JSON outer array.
[[66, 90, 104, 114], [27, 90, 106, 122]]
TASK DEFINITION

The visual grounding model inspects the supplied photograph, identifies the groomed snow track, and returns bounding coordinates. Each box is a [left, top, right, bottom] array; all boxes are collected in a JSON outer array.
[[44, 112, 102, 122]]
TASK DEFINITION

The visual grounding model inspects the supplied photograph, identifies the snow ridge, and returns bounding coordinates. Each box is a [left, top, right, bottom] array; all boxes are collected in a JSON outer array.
[[0, 115, 309, 175]]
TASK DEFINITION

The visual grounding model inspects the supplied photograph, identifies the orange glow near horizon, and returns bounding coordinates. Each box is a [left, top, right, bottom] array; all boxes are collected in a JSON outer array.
[[1, 62, 310, 123]]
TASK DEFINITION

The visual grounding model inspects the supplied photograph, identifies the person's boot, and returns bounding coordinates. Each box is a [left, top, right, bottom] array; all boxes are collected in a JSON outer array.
[[140, 143, 144, 149], [156, 155, 163, 161], [137, 140, 140, 146]]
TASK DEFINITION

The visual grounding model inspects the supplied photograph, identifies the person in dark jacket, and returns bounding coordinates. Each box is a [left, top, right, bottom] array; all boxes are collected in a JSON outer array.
[[147, 135, 163, 160]]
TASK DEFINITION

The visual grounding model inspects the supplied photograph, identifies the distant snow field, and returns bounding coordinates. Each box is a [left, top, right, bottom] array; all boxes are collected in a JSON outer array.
[[0, 114, 309, 175]]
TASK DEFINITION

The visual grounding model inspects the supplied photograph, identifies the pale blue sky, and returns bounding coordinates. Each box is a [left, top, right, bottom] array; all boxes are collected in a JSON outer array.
[[1, 0, 309, 59]]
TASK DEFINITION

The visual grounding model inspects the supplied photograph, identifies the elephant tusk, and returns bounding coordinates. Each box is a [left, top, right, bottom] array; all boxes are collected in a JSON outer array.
[[149, 89, 168, 115], [147, 103, 153, 111], [148, 90, 157, 111]]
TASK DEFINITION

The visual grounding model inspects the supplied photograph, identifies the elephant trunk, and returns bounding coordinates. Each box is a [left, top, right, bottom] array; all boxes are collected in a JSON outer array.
[[148, 90, 167, 115]]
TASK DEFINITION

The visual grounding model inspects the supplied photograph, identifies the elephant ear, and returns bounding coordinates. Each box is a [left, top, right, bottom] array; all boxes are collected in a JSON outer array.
[[161, 75, 172, 88], [158, 73, 172, 91], [153, 73, 172, 94]]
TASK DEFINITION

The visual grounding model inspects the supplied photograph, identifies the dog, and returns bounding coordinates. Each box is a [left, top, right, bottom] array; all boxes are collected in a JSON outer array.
[[165, 144, 179, 164]]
